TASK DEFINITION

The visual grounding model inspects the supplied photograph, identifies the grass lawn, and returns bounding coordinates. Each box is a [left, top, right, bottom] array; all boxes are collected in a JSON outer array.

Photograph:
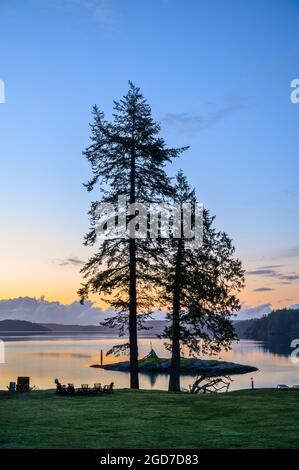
[[0, 388, 298, 449]]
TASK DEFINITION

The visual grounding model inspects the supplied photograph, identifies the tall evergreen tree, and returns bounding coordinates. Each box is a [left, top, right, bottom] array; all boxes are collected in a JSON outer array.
[[159, 171, 245, 392], [78, 82, 186, 389]]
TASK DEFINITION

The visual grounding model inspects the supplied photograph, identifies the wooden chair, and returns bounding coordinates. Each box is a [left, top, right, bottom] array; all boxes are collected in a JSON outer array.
[[103, 382, 114, 393], [16, 377, 30, 392], [67, 383, 75, 394], [55, 378, 67, 395], [93, 383, 102, 393], [7, 382, 16, 392], [80, 384, 89, 394]]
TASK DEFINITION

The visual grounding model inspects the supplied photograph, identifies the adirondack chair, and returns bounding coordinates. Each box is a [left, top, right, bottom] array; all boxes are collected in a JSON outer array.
[[55, 378, 67, 395], [16, 377, 30, 392], [7, 382, 16, 392], [80, 384, 90, 394], [93, 383, 102, 393], [67, 383, 75, 394], [103, 382, 114, 393]]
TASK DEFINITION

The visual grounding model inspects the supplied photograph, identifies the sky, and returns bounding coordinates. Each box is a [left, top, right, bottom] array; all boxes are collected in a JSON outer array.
[[0, 0, 299, 322]]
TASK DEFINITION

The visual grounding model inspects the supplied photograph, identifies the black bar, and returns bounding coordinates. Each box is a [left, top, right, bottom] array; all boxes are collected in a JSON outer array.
[[0, 449, 298, 466]]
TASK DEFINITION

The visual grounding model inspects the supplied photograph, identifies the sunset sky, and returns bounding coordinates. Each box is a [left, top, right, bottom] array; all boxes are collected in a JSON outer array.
[[0, 0, 299, 320]]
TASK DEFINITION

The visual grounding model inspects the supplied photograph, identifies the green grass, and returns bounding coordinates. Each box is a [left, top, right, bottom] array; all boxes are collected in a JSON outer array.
[[0, 389, 299, 448]]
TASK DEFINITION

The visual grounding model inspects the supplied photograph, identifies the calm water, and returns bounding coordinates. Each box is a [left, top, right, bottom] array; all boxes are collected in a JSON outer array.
[[0, 336, 298, 391]]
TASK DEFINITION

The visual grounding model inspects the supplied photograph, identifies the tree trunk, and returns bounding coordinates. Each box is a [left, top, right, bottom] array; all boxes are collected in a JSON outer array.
[[129, 113, 139, 389], [169, 238, 183, 392], [129, 237, 139, 388]]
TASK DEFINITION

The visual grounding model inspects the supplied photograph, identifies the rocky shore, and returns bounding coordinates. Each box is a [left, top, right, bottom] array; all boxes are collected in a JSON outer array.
[[91, 357, 258, 376]]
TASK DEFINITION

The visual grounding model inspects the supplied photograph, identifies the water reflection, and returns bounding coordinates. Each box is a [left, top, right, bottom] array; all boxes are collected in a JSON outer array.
[[32, 352, 92, 359], [258, 341, 293, 358], [0, 336, 298, 391]]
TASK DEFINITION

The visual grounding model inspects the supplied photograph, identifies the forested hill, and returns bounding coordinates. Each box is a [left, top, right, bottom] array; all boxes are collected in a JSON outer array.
[[236, 309, 299, 342], [0, 320, 50, 334], [0, 319, 166, 337]]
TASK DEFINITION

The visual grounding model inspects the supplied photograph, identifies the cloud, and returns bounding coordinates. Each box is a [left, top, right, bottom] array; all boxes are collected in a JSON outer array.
[[54, 257, 85, 267], [237, 301, 299, 320], [237, 303, 272, 320], [290, 304, 299, 310], [253, 287, 274, 292], [246, 269, 279, 277], [284, 246, 299, 258], [67, 0, 115, 21], [0, 297, 113, 325], [277, 298, 295, 306], [162, 101, 249, 136], [279, 274, 299, 282], [279, 281, 295, 285], [246, 266, 299, 284], [273, 246, 299, 259], [39, 0, 116, 24], [256, 265, 285, 269]]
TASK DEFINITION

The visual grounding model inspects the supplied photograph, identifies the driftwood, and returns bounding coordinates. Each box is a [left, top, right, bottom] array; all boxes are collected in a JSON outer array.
[[188, 375, 233, 394]]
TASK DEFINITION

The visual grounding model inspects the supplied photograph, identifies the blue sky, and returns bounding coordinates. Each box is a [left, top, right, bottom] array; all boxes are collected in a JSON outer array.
[[0, 0, 298, 315]]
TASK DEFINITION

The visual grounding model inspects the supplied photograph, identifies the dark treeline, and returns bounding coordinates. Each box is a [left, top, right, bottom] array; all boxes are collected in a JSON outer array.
[[239, 308, 299, 342]]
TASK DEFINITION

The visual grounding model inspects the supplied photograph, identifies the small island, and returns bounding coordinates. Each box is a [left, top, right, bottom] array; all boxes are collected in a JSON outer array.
[[91, 348, 258, 377]]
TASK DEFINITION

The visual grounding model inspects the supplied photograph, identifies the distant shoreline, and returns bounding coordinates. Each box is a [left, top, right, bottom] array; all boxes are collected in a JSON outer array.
[[0, 319, 165, 338]]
